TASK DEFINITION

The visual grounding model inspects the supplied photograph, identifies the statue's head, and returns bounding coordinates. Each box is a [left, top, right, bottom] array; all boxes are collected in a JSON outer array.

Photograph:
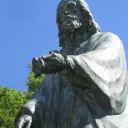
[[57, 0, 100, 37]]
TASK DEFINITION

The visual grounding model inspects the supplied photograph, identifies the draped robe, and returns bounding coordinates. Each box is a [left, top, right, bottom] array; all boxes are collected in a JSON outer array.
[[24, 32, 128, 128]]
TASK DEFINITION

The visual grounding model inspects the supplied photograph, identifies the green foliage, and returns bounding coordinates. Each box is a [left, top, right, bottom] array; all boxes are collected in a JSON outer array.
[[25, 71, 44, 93], [0, 62, 44, 128], [25, 62, 44, 93], [0, 86, 27, 128]]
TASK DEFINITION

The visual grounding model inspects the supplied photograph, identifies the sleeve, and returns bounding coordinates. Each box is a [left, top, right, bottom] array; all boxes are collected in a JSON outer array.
[[23, 76, 48, 117], [23, 74, 61, 122], [61, 32, 128, 114]]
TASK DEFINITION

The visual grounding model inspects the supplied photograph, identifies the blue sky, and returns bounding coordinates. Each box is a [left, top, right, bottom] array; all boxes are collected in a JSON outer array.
[[0, 0, 128, 91]]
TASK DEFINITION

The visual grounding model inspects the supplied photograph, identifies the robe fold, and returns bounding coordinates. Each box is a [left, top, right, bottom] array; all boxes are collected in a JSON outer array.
[[24, 32, 128, 128]]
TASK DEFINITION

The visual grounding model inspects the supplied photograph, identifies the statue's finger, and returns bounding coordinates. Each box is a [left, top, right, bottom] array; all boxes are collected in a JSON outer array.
[[32, 57, 39, 66], [25, 120, 32, 128], [42, 54, 53, 60], [49, 50, 60, 54], [32, 59, 42, 67], [52, 52, 59, 57], [16, 118, 24, 128], [49, 50, 54, 54], [39, 58, 45, 67], [32, 57, 38, 62], [54, 50, 60, 53]]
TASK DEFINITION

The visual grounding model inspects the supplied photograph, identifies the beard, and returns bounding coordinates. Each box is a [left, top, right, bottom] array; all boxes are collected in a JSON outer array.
[[58, 19, 82, 47]]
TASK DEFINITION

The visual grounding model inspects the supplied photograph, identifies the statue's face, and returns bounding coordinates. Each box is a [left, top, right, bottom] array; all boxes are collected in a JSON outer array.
[[57, 0, 82, 34]]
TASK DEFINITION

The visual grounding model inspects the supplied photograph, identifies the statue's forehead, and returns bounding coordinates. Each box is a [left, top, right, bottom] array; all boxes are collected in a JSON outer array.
[[58, 0, 77, 9]]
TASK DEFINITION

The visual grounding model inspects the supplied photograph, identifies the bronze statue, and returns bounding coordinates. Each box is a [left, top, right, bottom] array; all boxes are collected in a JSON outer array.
[[15, 0, 128, 127]]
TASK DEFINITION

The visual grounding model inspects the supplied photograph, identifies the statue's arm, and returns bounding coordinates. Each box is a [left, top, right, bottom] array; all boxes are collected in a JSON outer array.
[[60, 32, 123, 85], [32, 32, 123, 86], [15, 80, 47, 128], [23, 87, 45, 116]]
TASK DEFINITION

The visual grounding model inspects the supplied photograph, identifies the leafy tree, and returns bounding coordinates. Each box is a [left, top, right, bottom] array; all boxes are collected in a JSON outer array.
[[25, 71, 44, 93], [25, 61, 44, 101], [0, 87, 27, 128], [0, 63, 44, 128]]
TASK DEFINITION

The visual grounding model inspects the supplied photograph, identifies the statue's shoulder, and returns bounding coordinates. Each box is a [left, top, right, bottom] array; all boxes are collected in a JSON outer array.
[[89, 32, 122, 47], [77, 32, 122, 54], [91, 32, 121, 41]]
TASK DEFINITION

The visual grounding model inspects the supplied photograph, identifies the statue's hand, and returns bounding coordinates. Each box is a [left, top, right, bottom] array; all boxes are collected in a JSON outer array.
[[32, 51, 66, 74], [41, 51, 66, 74], [15, 115, 32, 128], [15, 107, 33, 128], [32, 57, 45, 75]]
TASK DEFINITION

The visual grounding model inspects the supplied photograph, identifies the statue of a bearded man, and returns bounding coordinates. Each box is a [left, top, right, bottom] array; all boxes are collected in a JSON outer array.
[[15, 0, 128, 128]]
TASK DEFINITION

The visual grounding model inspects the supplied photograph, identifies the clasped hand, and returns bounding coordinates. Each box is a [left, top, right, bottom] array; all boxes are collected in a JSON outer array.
[[32, 50, 66, 75]]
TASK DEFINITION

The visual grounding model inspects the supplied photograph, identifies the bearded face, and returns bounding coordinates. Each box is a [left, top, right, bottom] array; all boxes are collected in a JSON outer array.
[[57, 0, 100, 48], [57, 1, 83, 35]]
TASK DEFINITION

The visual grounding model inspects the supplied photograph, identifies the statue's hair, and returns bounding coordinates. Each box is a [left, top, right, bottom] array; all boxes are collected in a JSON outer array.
[[57, 0, 100, 34], [77, 0, 100, 33]]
